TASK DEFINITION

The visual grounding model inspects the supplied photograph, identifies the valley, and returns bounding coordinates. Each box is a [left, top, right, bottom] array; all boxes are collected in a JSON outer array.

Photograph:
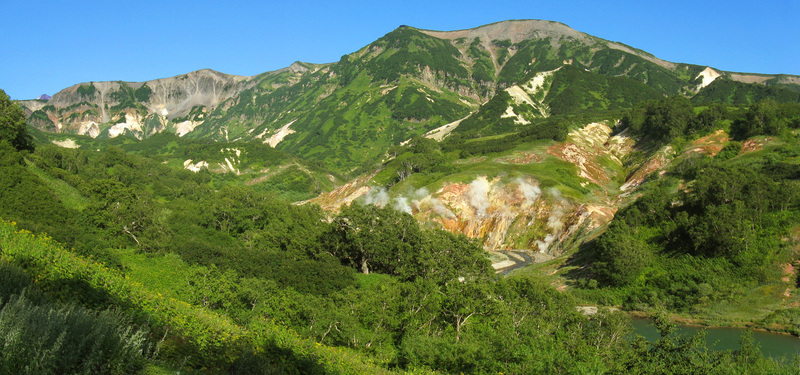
[[2, 18, 800, 374]]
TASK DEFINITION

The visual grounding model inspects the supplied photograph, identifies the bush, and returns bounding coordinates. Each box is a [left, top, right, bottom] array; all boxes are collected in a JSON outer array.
[[0, 292, 150, 374]]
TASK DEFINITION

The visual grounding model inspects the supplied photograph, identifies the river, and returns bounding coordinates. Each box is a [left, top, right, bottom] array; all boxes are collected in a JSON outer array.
[[631, 317, 800, 359]]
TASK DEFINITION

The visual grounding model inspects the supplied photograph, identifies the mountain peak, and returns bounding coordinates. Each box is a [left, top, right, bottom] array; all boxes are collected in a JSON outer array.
[[418, 19, 588, 44]]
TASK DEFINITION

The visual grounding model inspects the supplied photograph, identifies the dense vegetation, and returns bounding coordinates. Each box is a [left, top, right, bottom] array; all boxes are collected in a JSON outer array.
[[692, 78, 800, 105], [0, 89, 34, 151], [0, 262, 150, 374], [6, 87, 800, 373], [9, 21, 800, 372], [575, 98, 800, 317]]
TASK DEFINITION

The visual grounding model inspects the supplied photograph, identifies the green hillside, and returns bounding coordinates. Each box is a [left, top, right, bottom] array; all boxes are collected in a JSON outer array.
[[6, 18, 800, 373], [5, 88, 800, 373]]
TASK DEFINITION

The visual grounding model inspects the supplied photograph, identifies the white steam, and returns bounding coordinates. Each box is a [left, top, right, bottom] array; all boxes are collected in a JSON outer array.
[[393, 196, 412, 214], [535, 188, 570, 253], [515, 178, 541, 205], [429, 198, 456, 219], [467, 176, 491, 218], [361, 185, 455, 219], [363, 186, 390, 207]]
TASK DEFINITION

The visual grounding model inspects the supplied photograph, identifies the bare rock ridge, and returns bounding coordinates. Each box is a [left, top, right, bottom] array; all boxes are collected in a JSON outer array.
[[50, 69, 250, 120], [418, 19, 676, 69], [419, 19, 594, 45], [418, 19, 800, 81], [18, 69, 255, 139]]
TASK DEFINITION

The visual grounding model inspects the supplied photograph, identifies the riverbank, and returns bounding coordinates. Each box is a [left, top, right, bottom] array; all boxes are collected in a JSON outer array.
[[629, 315, 800, 359], [626, 309, 800, 338]]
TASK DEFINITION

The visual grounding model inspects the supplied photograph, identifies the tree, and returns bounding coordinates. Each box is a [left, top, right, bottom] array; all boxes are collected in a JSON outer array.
[[326, 204, 421, 275], [730, 99, 787, 140], [0, 89, 34, 152], [593, 220, 653, 286], [398, 229, 491, 283], [691, 103, 727, 134], [623, 96, 694, 146]]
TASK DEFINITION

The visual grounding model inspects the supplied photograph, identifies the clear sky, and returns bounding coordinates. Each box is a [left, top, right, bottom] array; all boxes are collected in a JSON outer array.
[[2, 0, 797, 100]]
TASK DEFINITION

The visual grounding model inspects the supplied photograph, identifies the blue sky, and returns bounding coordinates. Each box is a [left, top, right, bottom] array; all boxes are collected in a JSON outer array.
[[2, 0, 798, 100]]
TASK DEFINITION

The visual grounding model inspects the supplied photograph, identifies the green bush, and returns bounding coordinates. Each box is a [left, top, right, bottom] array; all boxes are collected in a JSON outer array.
[[0, 292, 150, 374]]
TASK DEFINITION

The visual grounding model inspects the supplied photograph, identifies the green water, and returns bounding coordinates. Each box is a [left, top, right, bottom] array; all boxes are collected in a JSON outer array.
[[631, 317, 800, 359]]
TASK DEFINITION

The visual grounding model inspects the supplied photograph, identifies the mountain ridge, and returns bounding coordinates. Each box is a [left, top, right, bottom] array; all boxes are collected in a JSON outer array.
[[17, 19, 800, 175]]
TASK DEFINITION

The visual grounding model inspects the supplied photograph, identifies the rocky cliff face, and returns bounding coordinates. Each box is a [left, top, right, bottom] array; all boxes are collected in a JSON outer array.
[[19, 69, 252, 139]]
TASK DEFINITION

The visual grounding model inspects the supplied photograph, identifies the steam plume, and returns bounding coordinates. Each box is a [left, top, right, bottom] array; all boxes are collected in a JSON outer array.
[[467, 176, 491, 218], [515, 178, 541, 205], [535, 188, 570, 252]]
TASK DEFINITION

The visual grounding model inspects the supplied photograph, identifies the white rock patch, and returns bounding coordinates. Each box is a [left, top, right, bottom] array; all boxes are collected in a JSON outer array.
[[52, 139, 79, 149], [522, 68, 559, 95], [108, 114, 144, 138], [156, 105, 169, 117], [265, 120, 297, 148], [696, 67, 721, 89], [183, 159, 209, 172], [77, 121, 100, 138], [175, 120, 201, 137], [425, 113, 472, 141], [501, 105, 530, 125], [501, 68, 558, 120], [505, 85, 537, 108]]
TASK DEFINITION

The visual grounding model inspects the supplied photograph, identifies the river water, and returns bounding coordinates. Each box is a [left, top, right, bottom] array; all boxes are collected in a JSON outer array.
[[631, 317, 800, 359], [632, 318, 800, 358]]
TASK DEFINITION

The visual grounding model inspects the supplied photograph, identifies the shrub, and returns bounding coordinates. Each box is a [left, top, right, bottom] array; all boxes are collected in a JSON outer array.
[[0, 292, 150, 374]]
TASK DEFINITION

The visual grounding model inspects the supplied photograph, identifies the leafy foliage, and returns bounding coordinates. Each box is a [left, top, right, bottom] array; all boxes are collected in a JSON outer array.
[[76, 83, 96, 97], [324, 203, 491, 281], [0, 89, 34, 151], [622, 96, 696, 146], [546, 65, 665, 115], [692, 78, 800, 105], [590, 144, 800, 310], [730, 99, 800, 140], [0, 287, 149, 374], [623, 315, 794, 374], [366, 27, 469, 84]]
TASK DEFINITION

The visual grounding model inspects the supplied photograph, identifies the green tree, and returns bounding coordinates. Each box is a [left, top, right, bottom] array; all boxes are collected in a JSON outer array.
[[691, 103, 727, 134], [730, 99, 787, 140], [0, 89, 34, 152], [593, 220, 653, 286], [327, 204, 421, 274], [398, 229, 491, 283], [623, 96, 695, 146]]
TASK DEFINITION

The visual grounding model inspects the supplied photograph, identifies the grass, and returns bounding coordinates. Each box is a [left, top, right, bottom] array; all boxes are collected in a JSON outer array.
[[114, 248, 197, 301], [693, 282, 799, 326], [24, 160, 89, 211]]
